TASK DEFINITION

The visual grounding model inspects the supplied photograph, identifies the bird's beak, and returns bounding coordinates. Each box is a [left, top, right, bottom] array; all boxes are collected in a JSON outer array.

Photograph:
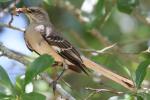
[[14, 7, 32, 20], [15, 7, 27, 14]]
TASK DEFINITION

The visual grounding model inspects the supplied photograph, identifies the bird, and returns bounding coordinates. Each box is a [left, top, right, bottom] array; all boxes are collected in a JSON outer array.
[[14, 7, 135, 92], [15, 7, 89, 77]]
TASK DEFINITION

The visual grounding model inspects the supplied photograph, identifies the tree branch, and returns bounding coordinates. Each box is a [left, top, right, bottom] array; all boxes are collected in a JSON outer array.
[[0, 42, 29, 65], [85, 87, 124, 95], [0, 23, 25, 32], [81, 43, 116, 56]]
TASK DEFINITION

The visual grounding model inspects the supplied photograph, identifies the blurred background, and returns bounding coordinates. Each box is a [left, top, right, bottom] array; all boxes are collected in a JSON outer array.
[[0, 0, 150, 99]]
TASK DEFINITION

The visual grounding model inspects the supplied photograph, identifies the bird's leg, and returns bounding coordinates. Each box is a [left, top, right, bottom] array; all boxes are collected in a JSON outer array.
[[52, 60, 68, 93]]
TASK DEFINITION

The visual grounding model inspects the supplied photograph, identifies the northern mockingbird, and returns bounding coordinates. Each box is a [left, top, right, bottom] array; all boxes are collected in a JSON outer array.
[[15, 7, 135, 91], [16, 7, 89, 75]]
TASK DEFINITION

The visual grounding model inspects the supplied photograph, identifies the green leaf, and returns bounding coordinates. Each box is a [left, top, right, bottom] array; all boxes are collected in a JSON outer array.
[[135, 60, 150, 88], [0, 0, 12, 2], [117, 0, 139, 14], [25, 54, 54, 85], [0, 65, 13, 90], [21, 92, 46, 100]]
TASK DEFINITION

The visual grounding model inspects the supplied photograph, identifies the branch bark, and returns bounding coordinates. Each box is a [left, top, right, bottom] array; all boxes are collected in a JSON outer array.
[[0, 23, 25, 32]]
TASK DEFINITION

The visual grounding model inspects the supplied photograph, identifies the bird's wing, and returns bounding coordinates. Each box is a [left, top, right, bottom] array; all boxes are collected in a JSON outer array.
[[44, 34, 88, 74], [45, 34, 82, 61]]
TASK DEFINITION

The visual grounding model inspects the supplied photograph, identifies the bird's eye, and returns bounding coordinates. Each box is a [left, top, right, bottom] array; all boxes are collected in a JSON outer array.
[[27, 8, 37, 13]]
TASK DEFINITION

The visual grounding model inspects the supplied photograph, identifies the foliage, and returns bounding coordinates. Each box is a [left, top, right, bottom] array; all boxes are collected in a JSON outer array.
[[0, 55, 53, 100], [135, 59, 150, 89]]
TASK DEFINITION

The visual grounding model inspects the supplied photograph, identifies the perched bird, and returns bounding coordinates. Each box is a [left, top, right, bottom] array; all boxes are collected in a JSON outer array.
[[15, 7, 135, 91], [16, 7, 89, 75]]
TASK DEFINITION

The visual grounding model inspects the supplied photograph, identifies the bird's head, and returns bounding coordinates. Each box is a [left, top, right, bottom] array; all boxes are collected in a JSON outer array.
[[16, 7, 50, 23]]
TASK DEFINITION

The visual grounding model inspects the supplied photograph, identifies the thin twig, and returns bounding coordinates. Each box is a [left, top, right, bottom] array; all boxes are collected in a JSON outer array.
[[0, 42, 29, 65], [84, 87, 124, 100], [85, 87, 124, 95], [81, 43, 116, 56], [0, 23, 25, 32]]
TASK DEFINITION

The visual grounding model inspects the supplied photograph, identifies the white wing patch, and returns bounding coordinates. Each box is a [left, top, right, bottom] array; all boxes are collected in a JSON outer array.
[[34, 25, 45, 33]]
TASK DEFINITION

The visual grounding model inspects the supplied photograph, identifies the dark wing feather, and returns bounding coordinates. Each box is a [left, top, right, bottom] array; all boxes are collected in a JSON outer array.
[[59, 50, 88, 75], [43, 33, 88, 75]]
